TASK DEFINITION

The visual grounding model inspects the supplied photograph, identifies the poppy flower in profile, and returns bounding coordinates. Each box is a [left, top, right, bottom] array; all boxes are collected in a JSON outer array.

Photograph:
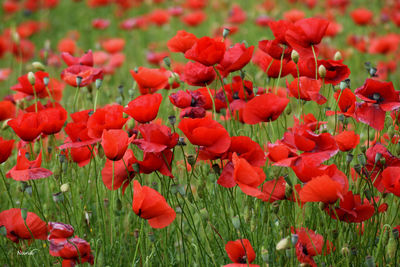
[[137, 150, 174, 178], [0, 208, 47, 243], [381, 167, 400, 197], [11, 71, 49, 97], [87, 104, 128, 139], [184, 36, 226, 66], [102, 149, 137, 191], [130, 67, 169, 95], [38, 104, 68, 135], [61, 50, 93, 66], [224, 239, 258, 266], [101, 129, 134, 161], [178, 117, 231, 154], [61, 65, 103, 87], [350, 8, 373, 25], [167, 30, 198, 53], [124, 93, 162, 123], [242, 93, 289, 124], [6, 148, 52, 181], [92, 18, 110, 30], [8, 112, 42, 142], [0, 100, 15, 121], [181, 61, 216, 86], [267, 141, 298, 163], [285, 17, 330, 58], [132, 180, 176, 229], [259, 176, 287, 203], [133, 123, 178, 153], [334, 130, 360, 151], [181, 11, 207, 27], [49, 236, 94, 266], [102, 38, 125, 54], [326, 88, 356, 117], [294, 227, 333, 267], [287, 77, 326, 105], [299, 175, 344, 204], [252, 49, 295, 78], [0, 137, 14, 164], [48, 222, 74, 240], [326, 191, 375, 223], [216, 43, 254, 77]]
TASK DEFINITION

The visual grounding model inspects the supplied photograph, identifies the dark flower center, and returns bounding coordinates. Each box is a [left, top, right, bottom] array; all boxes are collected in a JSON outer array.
[[238, 255, 247, 263], [371, 93, 383, 103]]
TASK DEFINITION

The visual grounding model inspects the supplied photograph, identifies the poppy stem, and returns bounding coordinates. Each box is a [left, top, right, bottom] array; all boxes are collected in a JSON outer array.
[[311, 45, 318, 80], [73, 85, 80, 112], [213, 66, 232, 120], [132, 218, 144, 265], [0, 167, 14, 206], [110, 160, 115, 244], [274, 47, 285, 88]]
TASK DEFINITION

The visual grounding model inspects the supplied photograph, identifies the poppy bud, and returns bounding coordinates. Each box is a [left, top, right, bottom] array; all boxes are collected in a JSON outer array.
[[272, 202, 280, 214], [393, 229, 399, 239], [32, 62, 46, 71], [354, 164, 362, 175], [52, 192, 64, 203], [276, 237, 291, 250], [85, 211, 91, 226], [369, 67, 377, 77], [382, 229, 390, 246], [168, 115, 176, 126], [261, 248, 269, 263], [334, 51, 342, 61], [365, 256, 375, 267], [128, 89, 134, 98], [375, 153, 382, 164], [358, 154, 366, 166], [346, 153, 354, 163], [0, 226, 6, 236], [318, 65, 326, 78], [163, 56, 171, 68], [386, 236, 397, 259], [291, 234, 298, 245], [21, 208, 28, 221], [27, 72, 36, 86], [76, 76, 83, 87], [12, 30, 20, 44], [341, 245, 350, 256], [284, 183, 292, 199], [222, 28, 230, 39], [178, 137, 186, 146], [60, 183, 69, 192], [95, 79, 102, 89], [187, 154, 196, 167], [319, 202, 326, 210], [291, 50, 299, 64], [231, 216, 240, 229]]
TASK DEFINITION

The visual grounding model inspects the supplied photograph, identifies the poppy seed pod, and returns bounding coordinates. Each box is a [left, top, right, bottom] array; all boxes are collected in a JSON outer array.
[[276, 237, 291, 250]]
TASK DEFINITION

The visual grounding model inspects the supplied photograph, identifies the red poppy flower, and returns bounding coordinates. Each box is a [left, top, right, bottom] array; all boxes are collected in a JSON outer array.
[[102, 149, 137, 191], [242, 93, 289, 124], [181, 11, 207, 27], [124, 93, 162, 123], [178, 117, 231, 154], [0, 208, 47, 243], [61, 50, 93, 66], [147, 9, 170, 26], [102, 38, 125, 54], [252, 49, 295, 78], [167, 30, 198, 53], [101, 129, 134, 161], [184, 36, 226, 66], [326, 88, 356, 117], [285, 18, 330, 58], [299, 175, 344, 204], [87, 104, 128, 139], [355, 102, 386, 131], [381, 167, 400, 197], [137, 150, 174, 178], [355, 79, 400, 111], [49, 236, 94, 266], [326, 191, 375, 222], [169, 90, 192, 108], [267, 141, 298, 163], [181, 61, 216, 86], [61, 65, 103, 87], [334, 130, 360, 151], [0, 137, 14, 164], [259, 176, 286, 203], [11, 71, 49, 97], [38, 104, 68, 135], [294, 228, 333, 267], [224, 239, 256, 265], [258, 39, 293, 61], [6, 148, 52, 181], [216, 43, 254, 77], [8, 112, 42, 142], [350, 8, 373, 25], [0, 100, 15, 121], [130, 67, 169, 95], [92, 18, 110, 30], [133, 123, 178, 153], [287, 77, 326, 105], [12, 39, 35, 62], [317, 59, 350, 85], [132, 180, 176, 229], [57, 38, 76, 55], [48, 222, 74, 240]]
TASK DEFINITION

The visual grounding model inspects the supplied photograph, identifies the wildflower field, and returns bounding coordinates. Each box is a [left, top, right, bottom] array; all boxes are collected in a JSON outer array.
[[0, 0, 400, 266]]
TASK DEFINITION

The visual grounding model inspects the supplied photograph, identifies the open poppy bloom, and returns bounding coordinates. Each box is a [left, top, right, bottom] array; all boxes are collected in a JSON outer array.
[[0, 100, 16, 121], [61, 50, 93, 66], [130, 67, 169, 95], [224, 239, 259, 267], [334, 130, 360, 151], [8, 112, 43, 142], [0, 137, 14, 164], [287, 77, 326, 105], [184, 36, 226, 66], [216, 43, 254, 77], [61, 65, 103, 87], [133, 123, 178, 153], [326, 191, 375, 222], [167, 30, 198, 53], [101, 129, 134, 161], [259, 176, 287, 203], [87, 104, 128, 139], [124, 93, 162, 123], [294, 227, 333, 267], [299, 174, 345, 204], [6, 148, 52, 181], [180, 61, 216, 86], [326, 88, 356, 118], [48, 222, 75, 240], [381, 167, 400, 197], [0, 208, 47, 243], [102, 149, 137, 191], [49, 236, 94, 266], [38, 104, 68, 135], [178, 117, 231, 154], [11, 71, 49, 97], [317, 59, 350, 85], [242, 93, 289, 124], [132, 180, 176, 229]]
